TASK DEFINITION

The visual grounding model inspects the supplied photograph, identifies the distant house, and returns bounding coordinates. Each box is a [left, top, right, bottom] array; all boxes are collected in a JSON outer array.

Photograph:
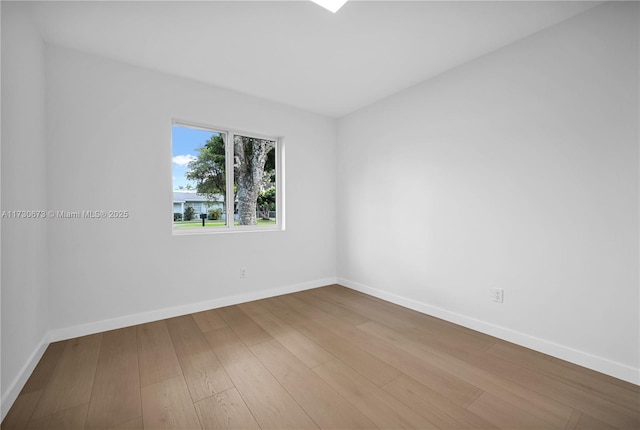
[[173, 191, 224, 219]]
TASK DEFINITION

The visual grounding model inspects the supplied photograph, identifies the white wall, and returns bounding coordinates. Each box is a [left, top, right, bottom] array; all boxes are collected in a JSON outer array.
[[1, 4, 637, 420], [44, 45, 337, 336], [337, 1, 639, 383], [1, 2, 50, 416]]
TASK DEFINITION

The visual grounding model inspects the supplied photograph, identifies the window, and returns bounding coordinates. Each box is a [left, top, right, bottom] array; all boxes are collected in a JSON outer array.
[[172, 122, 283, 233]]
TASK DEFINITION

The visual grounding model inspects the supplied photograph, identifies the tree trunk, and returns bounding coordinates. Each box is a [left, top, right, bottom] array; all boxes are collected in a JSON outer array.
[[234, 136, 275, 225]]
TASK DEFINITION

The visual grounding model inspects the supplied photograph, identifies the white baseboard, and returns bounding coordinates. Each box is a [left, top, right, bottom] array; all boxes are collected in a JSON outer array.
[[49, 277, 337, 342], [338, 277, 640, 385], [5, 275, 634, 423], [1, 277, 336, 421], [1, 333, 50, 422]]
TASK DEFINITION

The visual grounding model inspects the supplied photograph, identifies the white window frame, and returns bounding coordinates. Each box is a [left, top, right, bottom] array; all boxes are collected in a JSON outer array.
[[172, 120, 285, 235]]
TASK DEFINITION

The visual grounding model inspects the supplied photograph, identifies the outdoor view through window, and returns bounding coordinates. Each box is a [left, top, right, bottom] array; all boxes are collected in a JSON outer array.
[[172, 123, 279, 231]]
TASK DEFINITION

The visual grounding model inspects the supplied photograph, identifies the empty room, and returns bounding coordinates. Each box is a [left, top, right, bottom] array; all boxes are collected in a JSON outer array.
[[1, 0, 638, 429]]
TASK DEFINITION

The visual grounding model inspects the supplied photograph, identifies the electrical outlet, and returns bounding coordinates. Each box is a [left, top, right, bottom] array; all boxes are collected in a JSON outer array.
[[491, 288, 504, 303], [240, 267, 247, 278]]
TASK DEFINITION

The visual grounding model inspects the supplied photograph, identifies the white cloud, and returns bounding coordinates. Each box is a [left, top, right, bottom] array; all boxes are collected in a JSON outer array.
[[172, 154, 197, 166]]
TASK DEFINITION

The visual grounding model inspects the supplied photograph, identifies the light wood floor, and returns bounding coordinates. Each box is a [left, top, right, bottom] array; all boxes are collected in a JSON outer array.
[[2, 285, 639, 429]]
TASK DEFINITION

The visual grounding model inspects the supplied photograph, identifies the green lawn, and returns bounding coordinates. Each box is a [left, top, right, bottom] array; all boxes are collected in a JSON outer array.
[[174, 219, 276, 228]]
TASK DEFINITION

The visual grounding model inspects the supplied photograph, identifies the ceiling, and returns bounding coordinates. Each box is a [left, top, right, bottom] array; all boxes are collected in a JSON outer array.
[[25, 0, 601, 117]]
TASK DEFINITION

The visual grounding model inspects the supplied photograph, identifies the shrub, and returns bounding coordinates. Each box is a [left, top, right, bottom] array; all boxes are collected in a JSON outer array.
[[173, 212, 183, 221], [257, 187, 276, 220], [208, 208, 222, 220], [184, 205, 195, 221]]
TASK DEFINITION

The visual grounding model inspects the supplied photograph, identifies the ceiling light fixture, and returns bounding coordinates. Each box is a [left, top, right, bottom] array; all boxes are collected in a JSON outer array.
[[310, 0, 349, 13]]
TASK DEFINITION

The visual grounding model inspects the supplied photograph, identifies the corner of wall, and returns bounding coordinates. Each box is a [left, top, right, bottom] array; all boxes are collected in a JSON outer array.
[[1, 2, 50, 421], [0, 334, 50, 422]]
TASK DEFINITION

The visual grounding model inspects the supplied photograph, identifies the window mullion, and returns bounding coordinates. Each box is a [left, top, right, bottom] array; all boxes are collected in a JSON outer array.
[[278, 138, 284, 229], [225, 133, 234, 228]]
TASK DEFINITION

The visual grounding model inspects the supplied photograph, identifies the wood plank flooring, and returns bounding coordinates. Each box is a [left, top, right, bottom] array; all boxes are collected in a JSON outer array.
[[3, 285, 639, 429]]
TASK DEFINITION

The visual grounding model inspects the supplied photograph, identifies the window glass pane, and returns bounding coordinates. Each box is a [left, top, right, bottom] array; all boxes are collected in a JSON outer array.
[[172, 124, 227, 229], [233, 135, 277, 227]]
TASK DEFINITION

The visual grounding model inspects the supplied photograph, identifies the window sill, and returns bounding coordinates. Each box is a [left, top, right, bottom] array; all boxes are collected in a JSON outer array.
[[172, 225, 284, 235]]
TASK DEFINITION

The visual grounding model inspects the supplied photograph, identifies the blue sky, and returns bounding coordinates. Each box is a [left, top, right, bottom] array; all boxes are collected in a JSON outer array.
[[172, 125, 219, 190]]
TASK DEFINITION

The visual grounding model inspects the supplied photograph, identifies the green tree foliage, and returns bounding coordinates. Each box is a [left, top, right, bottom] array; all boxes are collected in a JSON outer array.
[[257, 187, 276, 219], [186, 133, 276, 226], [185, 134, 226, 201]]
